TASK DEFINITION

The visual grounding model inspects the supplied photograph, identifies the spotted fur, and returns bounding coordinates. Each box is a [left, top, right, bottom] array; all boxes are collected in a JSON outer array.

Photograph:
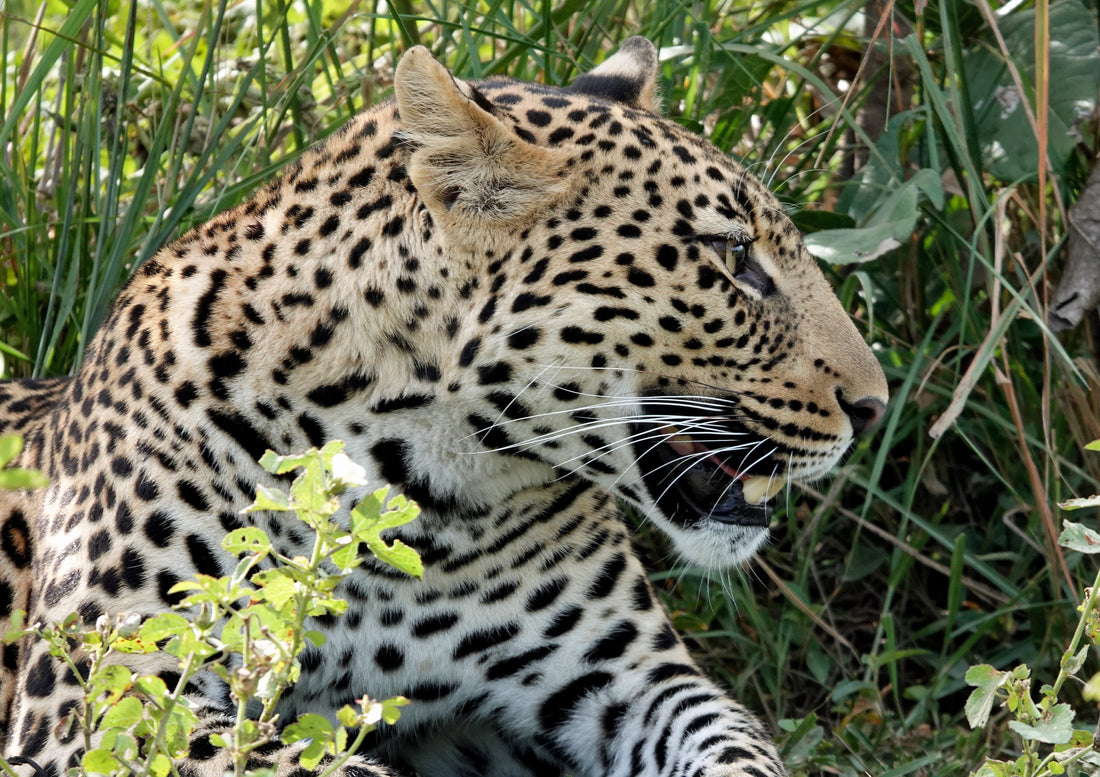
[[0, 39, 887, 777]]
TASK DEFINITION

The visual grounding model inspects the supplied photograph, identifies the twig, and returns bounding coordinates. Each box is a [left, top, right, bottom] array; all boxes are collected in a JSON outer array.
[[800, 484, 1010, 605], [755, 556, 856, 653]]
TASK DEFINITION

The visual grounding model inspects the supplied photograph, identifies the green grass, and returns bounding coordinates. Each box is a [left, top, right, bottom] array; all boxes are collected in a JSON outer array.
[[2, 1, 1098, 774]]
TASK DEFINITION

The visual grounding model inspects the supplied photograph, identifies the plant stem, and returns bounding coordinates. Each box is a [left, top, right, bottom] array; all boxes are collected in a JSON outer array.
[[317, 720, 374, 777], [140, 649, 200, 776], [1050, 563, 1100, 700]]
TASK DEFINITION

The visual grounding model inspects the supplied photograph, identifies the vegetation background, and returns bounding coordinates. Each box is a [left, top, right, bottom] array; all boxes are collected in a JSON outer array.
[[1, 0, 1098, 773]]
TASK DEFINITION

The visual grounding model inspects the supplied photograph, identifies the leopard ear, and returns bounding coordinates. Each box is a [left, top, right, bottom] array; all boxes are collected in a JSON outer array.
[[394, 47, 575, 233], [568, 37, 660, 113]]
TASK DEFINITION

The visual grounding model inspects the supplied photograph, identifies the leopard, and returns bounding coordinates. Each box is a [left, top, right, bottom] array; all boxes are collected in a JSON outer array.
[[0, 38, 888, 777]]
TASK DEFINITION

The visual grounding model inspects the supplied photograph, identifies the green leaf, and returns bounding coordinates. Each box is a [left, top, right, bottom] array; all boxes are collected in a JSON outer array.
[[964, 664, 1007, 729], [283, 713, 334, 769], [222, 527, 272, 555], [1085, 440, 1100, 452], [253, 569, 298, 609], [1059, 495, 1100, 512], [1083, 671, 1100, 703], [82, 748, 122, 775], [366, 537, 424, 579], [290, 454, 336, 516], [337, 704, 359, 727], [1058, 521, 1100, 553], [802, 223, 902, 265], [330, 535, 361, 571], [1007, 702, 1075, 744], [139, 612, 191, 643], [0, 434, 23, 468], [134, 674, 169, 699], [0, 468, 50, 490], [803, 169, 943, 265], [1061, 645, 1089, 677], [99, 696, 145, 730], [149, 753, 173, 777], [970, 762, 1012, 777], [90, 664, 134, 704], [381, 696, 410, 725], [243, 484, 292, 513], [964, 1, 1100, 181]]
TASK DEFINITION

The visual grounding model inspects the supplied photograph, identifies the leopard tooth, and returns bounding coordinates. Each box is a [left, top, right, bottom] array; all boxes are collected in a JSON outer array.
[[741, 475, 786, 505]]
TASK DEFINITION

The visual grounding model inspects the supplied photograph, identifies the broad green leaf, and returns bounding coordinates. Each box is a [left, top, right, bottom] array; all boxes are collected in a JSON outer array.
[[802, 224, 901, 265], [0, 434, 23, 467], [1007, 702, 1075, 744], [331, 535, 362, 571], [253, 569, 298, 608], [1086, 440, 1100, 452], [1058, 495, 1100, 512], [964, 664, 1007, 728], [82, 748, 122, 775], [350, 490, 421, 536], [1060, 644, 1089, 677], [222, 527, 272, 555], [964, 1, 1100, 181], [134, 675, 169, 699], [381, 696, 410, 725], [970, 762, 1012, 777], [804, 170, 942, 265], [99, 696, 144, 729], [0, 468, 50, 490], [283, 713, 334, 769], [1058, 521, 1100, 553], [3, 609, 29, 643], [112, 633, 160, 654], [1083, 671, 1100, 702], [366, 537, 423, 579], [89, 664, 134, 704], [290, 457, 337, 516], [139, 612, 191, 643], [244, 484, 292, 513], [150, 753, 173, 777], [337, 704, 359, 727], [259, 448, 316, 474]]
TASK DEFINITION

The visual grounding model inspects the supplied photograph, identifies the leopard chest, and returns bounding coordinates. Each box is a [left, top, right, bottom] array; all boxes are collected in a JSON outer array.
[[268, 480, 644, 730]]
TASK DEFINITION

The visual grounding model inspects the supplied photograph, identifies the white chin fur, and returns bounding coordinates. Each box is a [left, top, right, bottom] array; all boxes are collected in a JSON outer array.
[[665, 521, 770, 569]]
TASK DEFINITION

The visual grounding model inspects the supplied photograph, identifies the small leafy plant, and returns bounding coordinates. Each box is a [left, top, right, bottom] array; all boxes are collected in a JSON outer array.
[[1, 441, 419, 777], [963, 442, 1100, 777]]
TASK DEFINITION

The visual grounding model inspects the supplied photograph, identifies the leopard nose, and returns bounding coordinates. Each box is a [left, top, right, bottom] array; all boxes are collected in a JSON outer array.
[[836, 391, 886, 436]]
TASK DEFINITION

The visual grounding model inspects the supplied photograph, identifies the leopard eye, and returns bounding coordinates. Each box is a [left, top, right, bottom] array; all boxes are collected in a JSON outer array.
[[702, 235, 751, 272], [724, 240, 749, 271], [701, 234, 775, 296]]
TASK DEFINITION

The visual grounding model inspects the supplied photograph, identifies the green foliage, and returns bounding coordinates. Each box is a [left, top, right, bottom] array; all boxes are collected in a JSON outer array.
[[0, 434, 48, 489], [3, 0, 1099, 773], [0, 443, 419, 777], [962, 519, 1100, 777]]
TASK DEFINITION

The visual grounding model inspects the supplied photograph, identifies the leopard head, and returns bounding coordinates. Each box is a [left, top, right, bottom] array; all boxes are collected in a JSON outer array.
[[393, 41, 887, 567]]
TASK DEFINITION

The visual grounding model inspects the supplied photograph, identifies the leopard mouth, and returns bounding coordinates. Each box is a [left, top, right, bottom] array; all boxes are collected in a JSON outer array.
[[632, 401, 784, 528]]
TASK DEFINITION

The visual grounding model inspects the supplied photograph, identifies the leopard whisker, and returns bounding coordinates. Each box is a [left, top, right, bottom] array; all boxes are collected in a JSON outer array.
[[460, 411, 733, 456], [459, 393, 737, 443], [548, 423, 756, 480]]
